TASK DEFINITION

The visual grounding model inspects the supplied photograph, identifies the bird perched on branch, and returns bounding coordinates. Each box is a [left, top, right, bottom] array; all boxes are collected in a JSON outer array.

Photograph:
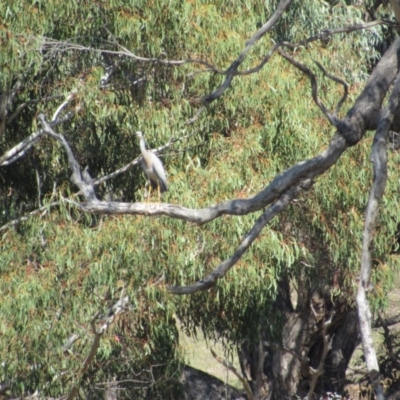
[[136, 131, 168, 201]]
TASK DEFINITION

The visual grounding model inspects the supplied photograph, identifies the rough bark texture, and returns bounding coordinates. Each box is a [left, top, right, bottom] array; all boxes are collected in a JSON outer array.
[[181, 365, 246, 400], [238, 279, 360, 400], [323, 311, 359, 394]]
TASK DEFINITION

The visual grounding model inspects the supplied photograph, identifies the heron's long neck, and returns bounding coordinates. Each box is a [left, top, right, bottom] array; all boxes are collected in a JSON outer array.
[[139, 137, 147, 154]]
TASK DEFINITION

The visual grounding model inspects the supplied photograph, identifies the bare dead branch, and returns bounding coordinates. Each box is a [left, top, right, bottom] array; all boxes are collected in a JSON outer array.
[[0, 111, 75, 166], [185, 106, 206, 126], [210, 348, 254, 400], [0, 201, 58, 232], [15, 18, 390, 128], [356, 285, 384, 400], [38, 114, 98, 202], [78, 129, 349, 225], [35, 35, 223, 72], [62, 333, 80, 353], [52, 90, 77, 121], [356, 69, 400, 400], [278, 49, 340, 127]]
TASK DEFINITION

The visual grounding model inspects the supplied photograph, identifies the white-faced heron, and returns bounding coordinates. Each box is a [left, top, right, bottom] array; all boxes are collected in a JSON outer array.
[[136, 131, 168, 200]]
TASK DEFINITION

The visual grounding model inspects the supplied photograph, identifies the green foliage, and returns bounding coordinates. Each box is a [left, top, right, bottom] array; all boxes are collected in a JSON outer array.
[[1, 213, 184, 398], [1, 0, 399, 397]]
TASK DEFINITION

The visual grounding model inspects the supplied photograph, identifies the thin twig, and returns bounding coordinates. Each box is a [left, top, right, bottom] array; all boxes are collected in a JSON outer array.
[[282, 20, 396, 50], [278, 49, 340, 127], [93, 130, 195, 187], [65, 293, 129, 400], [185, 106, 206, 125], [313, 60, 348, 115], [52, 90, 77, 121], [8, 94, 63, 123], [210, 348, 254, 400], [32, 34, 222, 71]]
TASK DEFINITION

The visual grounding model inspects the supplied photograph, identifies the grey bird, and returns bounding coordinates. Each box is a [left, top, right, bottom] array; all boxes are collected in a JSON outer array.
[[136, 131, 168, 200]]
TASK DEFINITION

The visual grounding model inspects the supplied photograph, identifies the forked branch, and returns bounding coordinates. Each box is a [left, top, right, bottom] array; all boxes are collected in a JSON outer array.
[[200, 0, 293, 104], [38, 114, 98, 202], [0, 111, 75, 166], [278, 49, 341, 127], [169, 181, 307, 294]]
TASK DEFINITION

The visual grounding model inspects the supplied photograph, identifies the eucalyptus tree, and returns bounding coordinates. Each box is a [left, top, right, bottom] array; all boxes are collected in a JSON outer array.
[[1, 0, 400, 399]]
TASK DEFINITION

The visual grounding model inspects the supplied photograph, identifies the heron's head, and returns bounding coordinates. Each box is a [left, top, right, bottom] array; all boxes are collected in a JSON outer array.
[[136, 131, 144, 138]]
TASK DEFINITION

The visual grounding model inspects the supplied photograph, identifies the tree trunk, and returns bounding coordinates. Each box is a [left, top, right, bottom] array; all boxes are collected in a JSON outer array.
[[238, 279, 358, 399]]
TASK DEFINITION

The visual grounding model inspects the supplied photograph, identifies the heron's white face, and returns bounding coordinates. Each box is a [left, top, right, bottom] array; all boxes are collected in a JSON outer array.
[[136, 131, 143, 138]]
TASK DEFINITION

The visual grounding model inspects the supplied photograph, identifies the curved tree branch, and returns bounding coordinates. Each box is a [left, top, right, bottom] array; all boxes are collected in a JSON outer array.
[[338, 37, 400, 145], [168, 181, 307, 294], [356, 69, 400, 400], [234, 20, 392, 78], [200, 0, 293, 105], [360, 70, 400, 289], [35, 34, 224, 72], [76, 132, 347, 224], [313, 60, 348, 116], [282, 20, 396, 50], [3, 29, 400, 298], [278, 49, 340, 127], [25, 38, 400, 296]]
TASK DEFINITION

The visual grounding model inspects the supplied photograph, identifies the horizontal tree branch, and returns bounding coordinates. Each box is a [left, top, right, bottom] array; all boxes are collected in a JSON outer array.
[[3, 27, 400, 298], [10, 37, 398, 295]]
